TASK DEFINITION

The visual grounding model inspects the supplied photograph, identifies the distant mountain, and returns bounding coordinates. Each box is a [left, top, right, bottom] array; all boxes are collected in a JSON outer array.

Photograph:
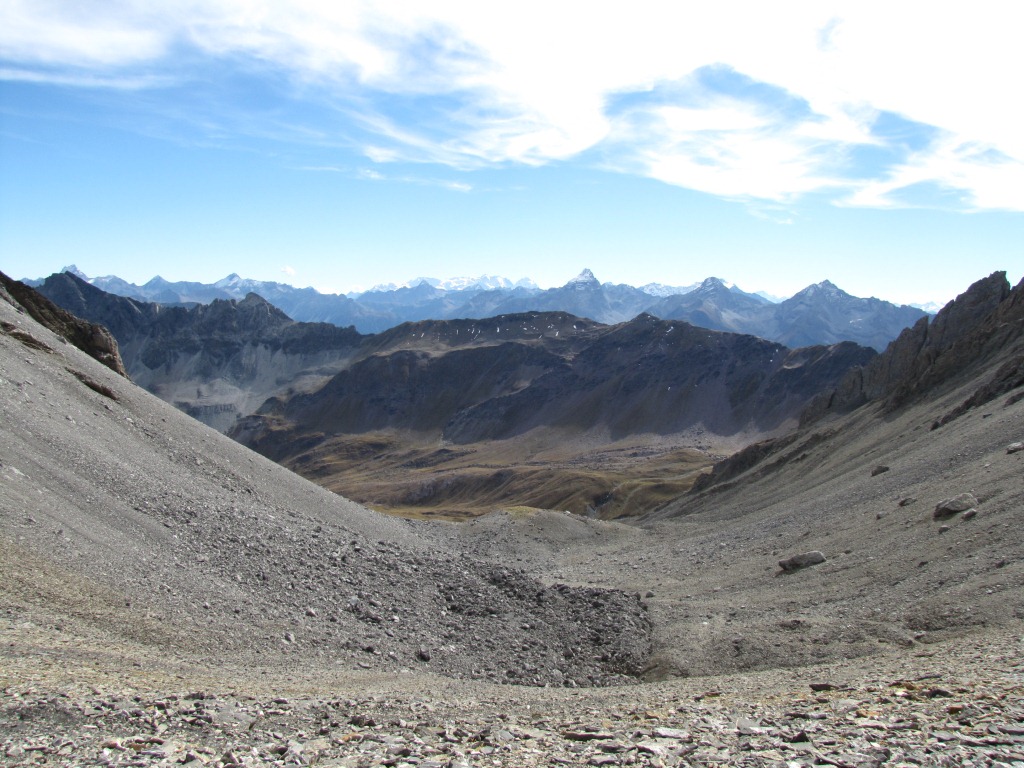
[[35, 271, 873, 449], [455, 269, 662, 326], [764, 280, 929, 351], [646, 277, 773, 334], [231, 311, 875, 516], [650, 278, 927, 352], [35, 272, 364, 431], [639, 280, 703, 298], [364, 275, 538, 292], [30, 266, 928, 350]]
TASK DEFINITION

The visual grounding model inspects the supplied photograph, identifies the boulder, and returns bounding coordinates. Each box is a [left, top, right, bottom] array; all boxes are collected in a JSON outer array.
[[933, 493, 978, 519], [778, 551, 826, 572]]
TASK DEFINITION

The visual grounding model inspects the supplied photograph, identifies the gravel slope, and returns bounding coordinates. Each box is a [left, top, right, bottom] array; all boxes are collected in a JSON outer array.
[[0, 294, 650, 689]]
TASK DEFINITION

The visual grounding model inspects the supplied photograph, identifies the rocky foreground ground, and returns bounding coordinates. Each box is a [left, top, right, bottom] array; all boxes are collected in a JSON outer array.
[[2, 617, 1023, 767]]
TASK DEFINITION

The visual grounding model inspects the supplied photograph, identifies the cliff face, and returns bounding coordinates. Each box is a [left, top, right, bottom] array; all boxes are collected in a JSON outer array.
[[0, 271, 128, 378], [802, 271, 1021, 424]]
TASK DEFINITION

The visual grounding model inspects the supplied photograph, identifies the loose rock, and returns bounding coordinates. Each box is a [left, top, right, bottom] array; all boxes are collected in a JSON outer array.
[[778, 551, 826, 572], [933, 493, 978, 519]]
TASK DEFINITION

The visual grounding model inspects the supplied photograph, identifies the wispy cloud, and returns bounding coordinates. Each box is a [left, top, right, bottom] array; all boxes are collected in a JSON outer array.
[[844, 137, 1024, 212], [301, 164, 472, 192], [357, 167, 472, 192], [2, 1, 1021, 211], [0, 67, 174, 89]]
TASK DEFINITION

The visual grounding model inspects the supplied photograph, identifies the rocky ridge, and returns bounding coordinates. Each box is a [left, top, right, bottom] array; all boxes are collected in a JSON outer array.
[[0, 271, 127, 378], [34, 267, 927, 350]]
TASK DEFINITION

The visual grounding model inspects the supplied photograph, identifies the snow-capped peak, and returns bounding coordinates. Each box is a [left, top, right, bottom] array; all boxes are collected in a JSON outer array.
[[565, 268, 600, 287], [61, 264, 90, 280], [696, 277, 730, 293], [800, 280, 846, 299], [436, 275, 516, 291], [214, 273, 245, 289], [640, 281, 701, 297]]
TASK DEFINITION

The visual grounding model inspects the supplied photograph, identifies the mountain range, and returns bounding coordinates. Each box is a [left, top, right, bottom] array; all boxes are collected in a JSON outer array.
[[29, 266, 929, 351], [35, 270, 878, 517]]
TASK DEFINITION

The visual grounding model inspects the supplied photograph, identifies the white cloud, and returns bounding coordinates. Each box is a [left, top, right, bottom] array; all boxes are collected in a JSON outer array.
[[357, 166, 472, 192], [0, 67, 172, 89], [845, 136, 1024, 212], [0, 1, 168, 67], [2, 0, 1021, 210], [280, 265, 296, 276]]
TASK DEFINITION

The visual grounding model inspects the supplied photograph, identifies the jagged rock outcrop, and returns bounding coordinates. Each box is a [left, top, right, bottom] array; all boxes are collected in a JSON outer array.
[[0, 271, 128, 377], [694, 271, 1024, 497], [802, 272, 1022, 425]]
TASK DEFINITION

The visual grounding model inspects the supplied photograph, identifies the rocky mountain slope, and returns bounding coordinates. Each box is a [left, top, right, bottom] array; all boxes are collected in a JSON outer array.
[[230, 313, 872, 518], [635, 271, 1024, 678], [35, 272, 365, 432], [2, 272, 1022, 766], [0, 278, 650, 690], [34, 266, 927, 349], [34, 273, 876, 518]]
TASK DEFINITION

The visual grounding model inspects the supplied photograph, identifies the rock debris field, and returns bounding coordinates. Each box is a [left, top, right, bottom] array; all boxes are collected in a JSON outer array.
[[2, 279, 1024, 767], [3, 625, 1023, 766]]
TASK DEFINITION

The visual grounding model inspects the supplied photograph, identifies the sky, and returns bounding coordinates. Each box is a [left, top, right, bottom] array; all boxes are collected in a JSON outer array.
[[1, 2, 1021, 306]]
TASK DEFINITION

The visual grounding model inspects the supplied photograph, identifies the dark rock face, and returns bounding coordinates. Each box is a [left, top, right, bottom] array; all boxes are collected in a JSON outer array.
[[0, 271, 128, 377], [444, 320, 874, 443], [236, 314, 874, 461], [803, 272, 1024, 425]]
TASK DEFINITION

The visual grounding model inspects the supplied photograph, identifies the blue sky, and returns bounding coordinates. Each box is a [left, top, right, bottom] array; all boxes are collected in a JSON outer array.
[[1, 2, 1021, 306]]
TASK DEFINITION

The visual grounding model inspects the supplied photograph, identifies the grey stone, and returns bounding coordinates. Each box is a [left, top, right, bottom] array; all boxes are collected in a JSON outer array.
[[933, 493, 978, 519], [778, 551, 826, 572]]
